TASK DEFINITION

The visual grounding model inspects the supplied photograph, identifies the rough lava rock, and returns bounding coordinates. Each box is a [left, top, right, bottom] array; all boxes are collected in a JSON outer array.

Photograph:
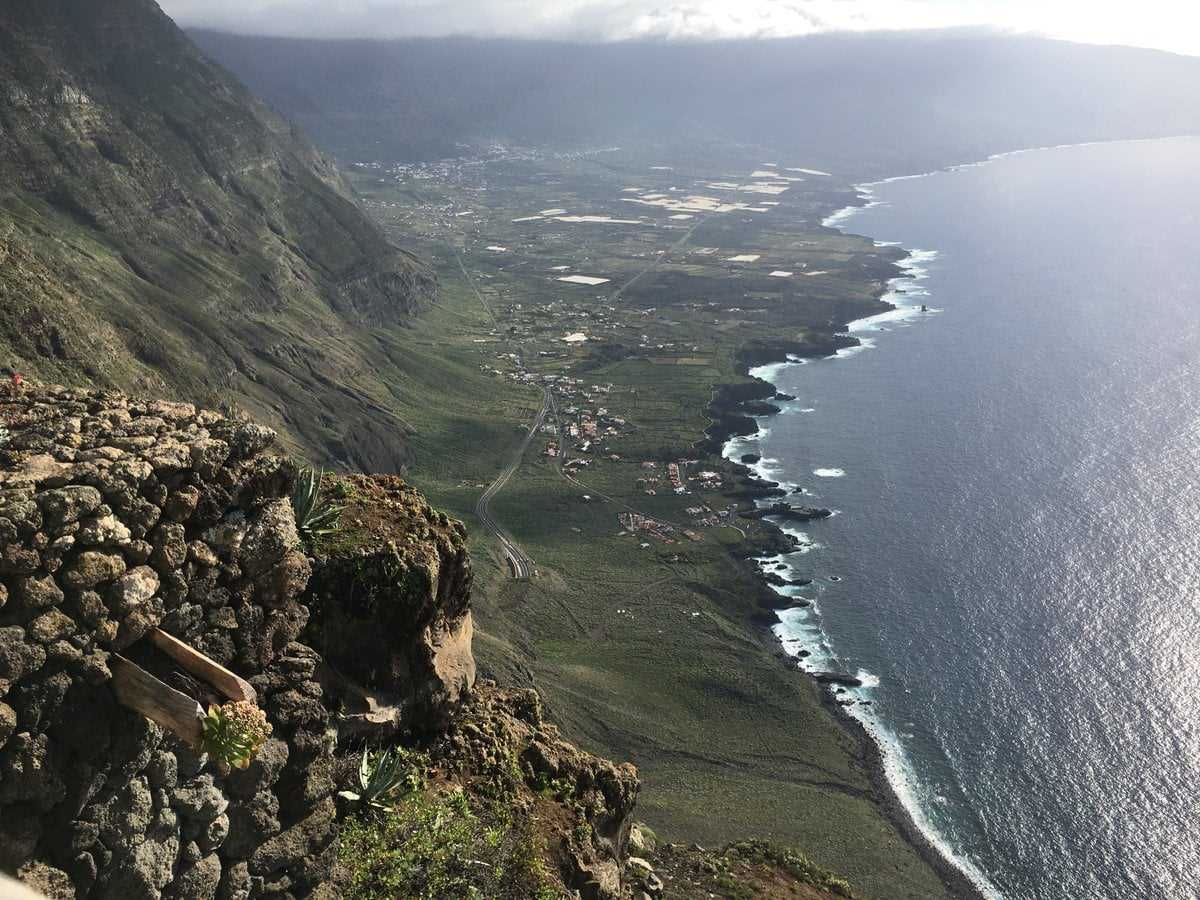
[[0, 383, 339, 898], [1, 382, 644, 900]]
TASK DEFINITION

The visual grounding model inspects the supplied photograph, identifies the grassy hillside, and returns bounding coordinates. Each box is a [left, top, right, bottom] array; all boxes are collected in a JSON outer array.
[[0, 0, 434, 471]]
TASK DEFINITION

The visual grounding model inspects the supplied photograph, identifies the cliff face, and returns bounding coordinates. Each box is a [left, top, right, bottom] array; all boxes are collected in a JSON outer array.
[[0, 382, 640, 900], [0, 0, 436, 472]]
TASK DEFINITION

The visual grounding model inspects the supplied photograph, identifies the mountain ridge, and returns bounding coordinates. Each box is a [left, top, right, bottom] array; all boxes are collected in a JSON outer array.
[[0, 0, 435, 473], [189, 29, 1200, 175]]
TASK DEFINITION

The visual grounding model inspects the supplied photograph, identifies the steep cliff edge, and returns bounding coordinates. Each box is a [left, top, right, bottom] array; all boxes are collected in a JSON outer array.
[[0, 0, 435, 472], [0, 384, 860, 898]]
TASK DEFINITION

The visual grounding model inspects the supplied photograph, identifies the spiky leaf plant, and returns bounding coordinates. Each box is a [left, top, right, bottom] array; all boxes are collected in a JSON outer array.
[[339, 747, 421, 809], [292, 466, 343, 542]]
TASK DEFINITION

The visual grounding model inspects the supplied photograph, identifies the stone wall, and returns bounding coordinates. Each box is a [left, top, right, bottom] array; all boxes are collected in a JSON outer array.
[[0, 381, 642, 900], [0, 383, 338, 899]]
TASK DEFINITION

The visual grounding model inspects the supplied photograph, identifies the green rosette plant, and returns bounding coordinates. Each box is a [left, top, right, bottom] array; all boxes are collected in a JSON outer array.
[[339, 746, 421, 810], [202, 700, 272, 770]]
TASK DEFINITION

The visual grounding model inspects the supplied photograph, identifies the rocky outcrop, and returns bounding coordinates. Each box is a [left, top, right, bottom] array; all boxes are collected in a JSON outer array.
[[303, 474, 475, 738], [0, 381, 646, 900], [430, 684, 640, 900], [0, 382, 338, 898], [738, 503, 832, 522]]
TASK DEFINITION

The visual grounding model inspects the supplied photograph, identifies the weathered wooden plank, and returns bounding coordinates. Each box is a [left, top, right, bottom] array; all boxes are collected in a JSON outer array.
[[149, 627, 257, 704], [111, 655, 206, 748]]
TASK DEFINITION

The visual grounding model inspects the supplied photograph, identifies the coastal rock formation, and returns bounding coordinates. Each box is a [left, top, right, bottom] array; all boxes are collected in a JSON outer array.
[[738, 503, 832, 522]]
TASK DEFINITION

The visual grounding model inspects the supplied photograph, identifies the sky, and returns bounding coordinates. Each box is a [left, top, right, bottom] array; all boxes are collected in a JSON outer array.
[[158, 0, 1200, 57]]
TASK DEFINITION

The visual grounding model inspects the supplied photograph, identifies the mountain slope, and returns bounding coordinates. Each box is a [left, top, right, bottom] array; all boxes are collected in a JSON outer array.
[[190, 30, 1200, 176], [0, 0, 435, 471]]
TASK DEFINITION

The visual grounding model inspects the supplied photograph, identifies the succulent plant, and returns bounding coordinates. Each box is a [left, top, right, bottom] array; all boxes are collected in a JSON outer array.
[[201, 701, 272, 770], [291, 466, 343, 543], [339, 746, 421, 809]]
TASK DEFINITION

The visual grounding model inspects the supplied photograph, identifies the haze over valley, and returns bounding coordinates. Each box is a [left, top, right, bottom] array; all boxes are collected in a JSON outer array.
[[1, 3, 1197, 900]]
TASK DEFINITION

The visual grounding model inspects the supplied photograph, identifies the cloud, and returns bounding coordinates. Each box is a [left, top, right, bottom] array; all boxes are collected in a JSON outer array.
[[158, 0, 1200, 56], [159, 0, 990, 40]]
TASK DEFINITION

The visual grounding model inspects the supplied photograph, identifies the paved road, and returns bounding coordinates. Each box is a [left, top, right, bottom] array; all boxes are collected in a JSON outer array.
[[474, 388, 550, 578]]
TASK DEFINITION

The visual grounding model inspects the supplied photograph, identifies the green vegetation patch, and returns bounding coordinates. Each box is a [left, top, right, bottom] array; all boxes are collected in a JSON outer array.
[[339, 780, 560, 900]]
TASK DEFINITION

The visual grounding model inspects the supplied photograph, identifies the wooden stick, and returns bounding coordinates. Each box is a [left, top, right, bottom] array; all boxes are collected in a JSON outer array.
[[111, 655, 206, 748], [148, 628, 257, 704]]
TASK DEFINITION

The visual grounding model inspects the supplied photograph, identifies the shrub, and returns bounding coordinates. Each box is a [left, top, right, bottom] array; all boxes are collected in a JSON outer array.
[[339, 787, 561, 899], [724, 840, 856, 898]]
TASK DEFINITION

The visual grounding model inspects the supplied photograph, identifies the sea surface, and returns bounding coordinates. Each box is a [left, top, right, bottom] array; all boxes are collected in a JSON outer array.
[[727, 136, 1200, 899]]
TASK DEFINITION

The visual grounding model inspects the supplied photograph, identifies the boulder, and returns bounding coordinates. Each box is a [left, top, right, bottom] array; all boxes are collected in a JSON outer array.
[[100, 831, 179, 900], [172, 775, 230, 823], [62, 552, 126, 590], [37, 486, 103, 530], [16, 861, 75, 899], [0, 627, 46, 684], [13, 575, 64, 612], [237, 500, 298, 577], [0, 702, 16, 749], [189, 440, 231, 479], [27, 610, 75, 645], [150, 524, 187, 573], [247, 796, 335, 878], [0, 732, 64, 808], [76, 515, 133, 548], [171, 854, 222, 900], [224, 424, 275, 459], [108, 567, 160, 615], [163, 486, 201, 523], [93, 778, 154, 854]]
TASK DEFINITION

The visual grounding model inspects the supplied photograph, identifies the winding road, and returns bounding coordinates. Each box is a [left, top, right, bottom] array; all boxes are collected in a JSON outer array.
[[474, 388, 551, 578]]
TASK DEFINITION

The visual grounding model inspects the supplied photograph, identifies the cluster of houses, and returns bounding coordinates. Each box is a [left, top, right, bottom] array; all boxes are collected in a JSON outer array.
[[685, 503, 735, 528], [618, 512, 677, 545], [617, 511, 707, 546]]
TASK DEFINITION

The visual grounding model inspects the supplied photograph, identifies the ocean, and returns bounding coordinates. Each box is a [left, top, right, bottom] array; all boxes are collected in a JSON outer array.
[[726, 136, 1200, 899]]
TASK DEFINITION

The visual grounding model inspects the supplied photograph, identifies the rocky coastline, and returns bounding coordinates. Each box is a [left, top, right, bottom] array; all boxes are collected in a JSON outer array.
[[704, 240, 988, 900], [0, 380, 879, 900]]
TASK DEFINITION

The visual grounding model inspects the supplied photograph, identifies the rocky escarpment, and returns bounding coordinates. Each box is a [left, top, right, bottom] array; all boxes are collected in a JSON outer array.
[[0, 382, 642, 900], [302, 474, 476, 738], [0, 0, 435, 473], [423, 684, 641, 898]]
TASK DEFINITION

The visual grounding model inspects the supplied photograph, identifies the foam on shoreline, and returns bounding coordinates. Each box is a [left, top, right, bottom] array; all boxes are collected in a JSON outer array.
[[721, 207, 1001, 899]]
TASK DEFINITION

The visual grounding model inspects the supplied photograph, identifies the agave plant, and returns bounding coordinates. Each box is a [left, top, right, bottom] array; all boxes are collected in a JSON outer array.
[[292, 466, 343, 542], [339, 747, 419, 810]]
